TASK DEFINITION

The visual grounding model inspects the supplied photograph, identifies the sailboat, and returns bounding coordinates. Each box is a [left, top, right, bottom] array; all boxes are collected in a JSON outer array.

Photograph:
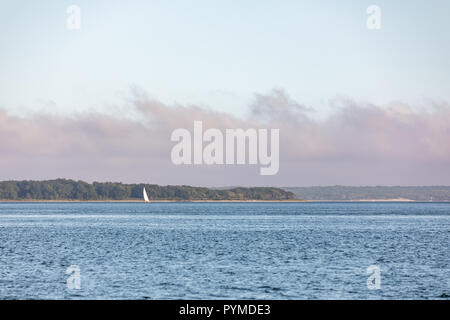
[[143, 187, 150, 203]]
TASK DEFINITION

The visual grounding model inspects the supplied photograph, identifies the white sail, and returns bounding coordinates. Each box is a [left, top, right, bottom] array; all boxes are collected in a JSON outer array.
[[143, 187, 150, 203]]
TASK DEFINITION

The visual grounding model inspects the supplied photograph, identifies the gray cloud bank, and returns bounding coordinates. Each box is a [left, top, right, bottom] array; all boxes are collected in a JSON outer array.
[[1, 89, 450, 186]]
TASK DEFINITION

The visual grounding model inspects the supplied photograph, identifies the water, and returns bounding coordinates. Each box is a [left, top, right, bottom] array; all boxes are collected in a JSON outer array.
[[0, 202, 449, 299]]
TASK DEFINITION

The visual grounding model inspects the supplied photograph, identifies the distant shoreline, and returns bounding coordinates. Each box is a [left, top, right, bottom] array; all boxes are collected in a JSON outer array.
[[0, 199, 304, 203], [3, 180, 450, 202], [0, 199, 447, 203]]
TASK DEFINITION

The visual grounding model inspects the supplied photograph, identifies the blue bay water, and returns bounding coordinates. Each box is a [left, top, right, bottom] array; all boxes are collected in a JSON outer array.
[[0, 202, 449, 299]]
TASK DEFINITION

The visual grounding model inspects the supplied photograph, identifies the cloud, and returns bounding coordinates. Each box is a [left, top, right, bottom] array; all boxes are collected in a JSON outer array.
[[1, 89, 450, 186]]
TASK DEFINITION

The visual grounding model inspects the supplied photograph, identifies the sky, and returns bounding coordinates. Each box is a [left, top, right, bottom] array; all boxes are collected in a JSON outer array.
[[0, 1, 449, 186]]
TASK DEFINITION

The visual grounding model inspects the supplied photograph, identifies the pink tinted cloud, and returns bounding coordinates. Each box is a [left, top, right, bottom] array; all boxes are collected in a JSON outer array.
[[1, 89, 450, 186]]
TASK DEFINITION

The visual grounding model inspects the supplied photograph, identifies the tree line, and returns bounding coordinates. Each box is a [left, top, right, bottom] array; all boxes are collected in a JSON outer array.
[[0, 179, 295, 201]]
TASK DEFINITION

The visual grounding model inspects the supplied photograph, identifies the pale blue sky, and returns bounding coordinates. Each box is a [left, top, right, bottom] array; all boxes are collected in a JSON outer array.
[[1, 0, 449, 118]]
